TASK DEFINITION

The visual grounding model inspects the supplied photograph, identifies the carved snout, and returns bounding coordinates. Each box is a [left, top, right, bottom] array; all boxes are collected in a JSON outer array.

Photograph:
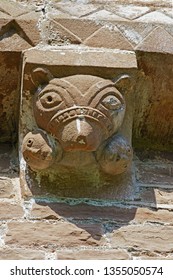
[[59, 118, 103, 151], [47, 106, 113, 152]]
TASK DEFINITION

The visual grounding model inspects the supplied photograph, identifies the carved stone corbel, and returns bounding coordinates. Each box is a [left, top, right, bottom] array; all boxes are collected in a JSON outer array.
[[20, 48, 137, 199], [22, 68, 132, 176]]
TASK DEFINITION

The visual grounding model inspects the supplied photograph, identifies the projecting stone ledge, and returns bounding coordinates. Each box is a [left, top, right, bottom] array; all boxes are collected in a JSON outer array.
[[23, 47, 137, 69], [20, 45, 137, 199], [136, 27, 173, 54]]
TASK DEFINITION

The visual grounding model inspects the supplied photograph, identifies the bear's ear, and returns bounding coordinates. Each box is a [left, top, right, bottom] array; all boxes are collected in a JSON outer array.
[[31, 67, 53, 87], [113, 74, 132, 93]]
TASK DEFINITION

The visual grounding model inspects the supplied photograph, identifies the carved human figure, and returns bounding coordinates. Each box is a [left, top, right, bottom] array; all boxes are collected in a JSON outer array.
[[22, 68, 132, 175]]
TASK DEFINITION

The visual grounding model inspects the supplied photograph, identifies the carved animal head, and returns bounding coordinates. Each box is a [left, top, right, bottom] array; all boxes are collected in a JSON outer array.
[[22, 130, 57, 170], [32, 68, 126, 152]]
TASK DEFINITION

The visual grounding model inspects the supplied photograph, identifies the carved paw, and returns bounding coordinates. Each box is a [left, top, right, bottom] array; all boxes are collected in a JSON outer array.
[[22, 130, 62, 171], [96, 134, 132, 175]]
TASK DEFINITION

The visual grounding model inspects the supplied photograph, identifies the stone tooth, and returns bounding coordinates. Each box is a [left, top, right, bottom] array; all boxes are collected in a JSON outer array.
[[76, 108, 81, 115], [63, 112, 69, 119], [98, 114, 103, 120], [54, 119, 60, 124], [69, 110, 76, 116], [81, 108, 88, 115], [88, 109, 93, 116], [58, 115, 64, 121], [92, 111, 98, 117]]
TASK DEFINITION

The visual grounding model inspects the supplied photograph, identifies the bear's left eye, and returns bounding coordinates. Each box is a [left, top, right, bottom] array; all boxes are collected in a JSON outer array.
[[102, 95, 122, 110], [40, 92, 62, 108]]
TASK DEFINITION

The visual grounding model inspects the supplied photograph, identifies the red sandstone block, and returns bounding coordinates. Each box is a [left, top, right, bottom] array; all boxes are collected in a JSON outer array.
[[0, 247, 44, 260], [6, 221, 106, 248], [0, 203, 24, 220], [57, 249, 131, 260]]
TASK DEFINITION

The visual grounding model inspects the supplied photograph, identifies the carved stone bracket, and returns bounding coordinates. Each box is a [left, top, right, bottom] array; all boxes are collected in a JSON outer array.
[[20, 48, 137, 199]]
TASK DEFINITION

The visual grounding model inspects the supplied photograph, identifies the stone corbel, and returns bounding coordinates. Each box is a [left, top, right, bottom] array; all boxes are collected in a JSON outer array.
[[20, 48, 137, 199]]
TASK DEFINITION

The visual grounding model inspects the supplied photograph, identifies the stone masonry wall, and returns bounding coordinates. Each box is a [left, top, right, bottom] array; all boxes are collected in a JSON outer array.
[[0, 0, 173, 260]]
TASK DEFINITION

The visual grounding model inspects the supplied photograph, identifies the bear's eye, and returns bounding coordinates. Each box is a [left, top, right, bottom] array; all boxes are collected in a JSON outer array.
[[102, 95, 122, 110], [40, 92, 62, 108]]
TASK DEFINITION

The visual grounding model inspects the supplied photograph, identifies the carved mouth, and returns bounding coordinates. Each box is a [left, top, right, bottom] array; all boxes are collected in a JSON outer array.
[[47, 106, 113, 135]]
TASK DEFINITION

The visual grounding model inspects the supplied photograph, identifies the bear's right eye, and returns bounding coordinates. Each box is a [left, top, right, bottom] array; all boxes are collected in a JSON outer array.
[[101, 95, 122, 111], [40, 92, 62, 108]]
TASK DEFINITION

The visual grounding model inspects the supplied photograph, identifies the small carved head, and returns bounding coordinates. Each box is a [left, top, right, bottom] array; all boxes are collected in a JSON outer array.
[[22, 130, 56, 170], [31, 68, 126, 152]]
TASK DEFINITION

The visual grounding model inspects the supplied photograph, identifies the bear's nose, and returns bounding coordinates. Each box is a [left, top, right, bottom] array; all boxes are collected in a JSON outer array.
[[59, 118, 103, 151]]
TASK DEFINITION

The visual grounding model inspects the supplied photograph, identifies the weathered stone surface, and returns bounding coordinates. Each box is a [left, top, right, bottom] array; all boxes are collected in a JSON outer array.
[[48, 20, 82, 45], [0, 156, 11, 173], [31, 203, 62, 220], [54, 19, 100, 42], [135, 161, 173, 186], [133, 52, 173, 151], [136, 11, 173, 24], [44, 0, 173, 9], [136, 27, 173, 54], [0, 0, 27, 17], [0, 17, 11, 31], [85, 9, 127, 21], [31, 202, 173, 224], [0, 52, 21, 142], [0, 203, 24, 220], [16, 0, 45, 6], [0, 248, 44, 260], [6, 221, 105, 248], [139, 188, 173, 206], [57, 249, 131, 260], [84, 26, 133, 50], [163, 8, 173, 19], [24, 48, 137, 69], [110, 224, 173, 253], [53, 2, 98, 18], [116, 22, 154, 47], [0, 144, 12, 173], [155, 189, 173, 206], [88, 0, 172, 8], [0, 1, 40, 143], [0, 32, 31, 51], [134, 208, 173, 224], [0, 177, 14, 198], [132, 251, 173, 260], [105, 4, 150, 20], [74, 223, 104, 241], [31, 202, 137, 221], [0, 2, 40, 48], [49, 0, 173, 23], [16, 11, 41, 46]]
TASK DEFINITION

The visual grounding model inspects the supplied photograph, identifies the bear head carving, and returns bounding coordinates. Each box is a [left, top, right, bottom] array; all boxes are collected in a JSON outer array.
[[31, 68, 126, 152]]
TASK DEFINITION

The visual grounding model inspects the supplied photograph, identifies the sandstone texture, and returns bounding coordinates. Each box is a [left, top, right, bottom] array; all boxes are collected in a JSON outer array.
[[0, 0, 40, 143], [110, 224, 173, 253], [5, 221, 105, 248], [0, 248, 44, 260], [0, 0, 173, 260], [57, 249, 131, 260], [0, 203, 24, 220]]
